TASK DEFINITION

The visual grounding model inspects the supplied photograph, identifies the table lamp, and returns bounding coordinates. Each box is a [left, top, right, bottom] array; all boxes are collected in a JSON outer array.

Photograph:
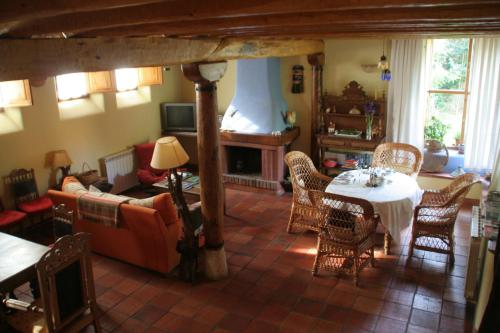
[[52, 150, 72, 180], [150, 137, 194, 238]]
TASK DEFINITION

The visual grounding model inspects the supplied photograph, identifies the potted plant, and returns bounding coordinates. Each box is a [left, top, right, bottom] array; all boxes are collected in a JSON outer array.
[[424, 116, 449, 151], [454, 131, 462, 146]]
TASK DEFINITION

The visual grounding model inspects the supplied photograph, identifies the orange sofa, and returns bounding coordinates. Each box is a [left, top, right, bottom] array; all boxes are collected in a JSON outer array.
[[48, 178, 181, 274]]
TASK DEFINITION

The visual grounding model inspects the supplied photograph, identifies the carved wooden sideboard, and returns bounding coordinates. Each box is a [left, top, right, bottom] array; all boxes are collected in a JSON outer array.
[[316, 81, 386, 175]]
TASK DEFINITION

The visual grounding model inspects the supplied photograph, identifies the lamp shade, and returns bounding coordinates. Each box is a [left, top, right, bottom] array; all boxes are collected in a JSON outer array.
[[52, 150, 72, 169], [150, 137, 189, 170]]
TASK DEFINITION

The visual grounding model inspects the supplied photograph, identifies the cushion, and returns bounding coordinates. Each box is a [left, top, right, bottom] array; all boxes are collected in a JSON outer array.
[[129, 197, 154, 208], [18, 196, 53, 214], [0, 210, 27, 227], [153, 193, 178, 225], [62, 176, 88, 195], [136, 169, 168, 186]]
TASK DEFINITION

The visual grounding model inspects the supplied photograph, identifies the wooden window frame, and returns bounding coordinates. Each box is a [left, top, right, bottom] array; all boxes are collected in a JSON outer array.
[[426, 38, 472, 146], [0, 79, 33, 108]]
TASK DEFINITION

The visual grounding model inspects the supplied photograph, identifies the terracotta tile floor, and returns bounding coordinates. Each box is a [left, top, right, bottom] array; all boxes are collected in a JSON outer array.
[[14, 187, 475, 333]]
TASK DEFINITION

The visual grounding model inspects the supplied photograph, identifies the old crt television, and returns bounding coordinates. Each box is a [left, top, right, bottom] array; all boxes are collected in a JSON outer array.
[[160, 103, 196, 132]]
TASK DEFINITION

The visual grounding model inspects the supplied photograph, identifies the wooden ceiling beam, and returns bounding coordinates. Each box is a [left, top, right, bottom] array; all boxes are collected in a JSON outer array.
[[5, 0, 499, 37], [0, 0, 167, 25], [203, 24, 500, 39], [0, 37, 323, 81], [74, 5, 500, 38]]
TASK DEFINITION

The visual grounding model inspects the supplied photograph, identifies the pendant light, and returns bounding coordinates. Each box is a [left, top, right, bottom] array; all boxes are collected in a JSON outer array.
[[378, 40, 391, 81]]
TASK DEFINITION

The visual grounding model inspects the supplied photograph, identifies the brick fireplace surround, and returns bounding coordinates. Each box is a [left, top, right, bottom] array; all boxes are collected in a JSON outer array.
[[220, 127, 300, 194]]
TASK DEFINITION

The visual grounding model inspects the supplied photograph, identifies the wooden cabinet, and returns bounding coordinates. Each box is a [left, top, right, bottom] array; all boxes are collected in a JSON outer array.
[[316, 81, 386, 175]]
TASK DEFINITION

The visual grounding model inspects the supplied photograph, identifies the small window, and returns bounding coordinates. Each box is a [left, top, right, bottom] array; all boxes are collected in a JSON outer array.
[[55, 73, 89, 101], [115, 68, 139, 92], [0, 80, 32, 108]]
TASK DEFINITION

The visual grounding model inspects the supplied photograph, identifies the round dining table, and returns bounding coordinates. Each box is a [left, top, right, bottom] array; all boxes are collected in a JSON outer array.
[[325, 169, 423, 254]]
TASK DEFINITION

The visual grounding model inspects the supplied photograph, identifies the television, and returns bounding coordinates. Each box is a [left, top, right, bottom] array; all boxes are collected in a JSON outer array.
[[160, 102, 197, 132]]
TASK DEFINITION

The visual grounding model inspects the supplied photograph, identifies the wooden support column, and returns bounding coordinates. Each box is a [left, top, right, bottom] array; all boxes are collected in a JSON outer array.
[[182, 61, 228, 280], [307, 53, 325, 167]]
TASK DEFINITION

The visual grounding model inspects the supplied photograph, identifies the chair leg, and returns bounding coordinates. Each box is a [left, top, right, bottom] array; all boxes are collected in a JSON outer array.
[[286, 206, 296, 233], [370, 247, 376, 267], [449, 229, 455, 265], [312, 239, 321, 276], [408, 227, 416, 258], [384, 231, 392, 255]]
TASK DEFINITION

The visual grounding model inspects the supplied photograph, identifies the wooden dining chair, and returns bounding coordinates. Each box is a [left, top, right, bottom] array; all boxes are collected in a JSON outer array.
[[2, 233, 101, 333], [372, 142, 423, 178], [284, 151, 332, 233], [52, 203, 75, 240], [309, 190, 379, 285], [409, 173, 480, 263], [0, 197, 27, 234], [4, 168, 53, 225]]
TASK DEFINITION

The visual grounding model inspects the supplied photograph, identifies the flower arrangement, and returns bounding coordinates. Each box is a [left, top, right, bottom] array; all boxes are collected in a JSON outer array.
[[364, 101, 376, 140]]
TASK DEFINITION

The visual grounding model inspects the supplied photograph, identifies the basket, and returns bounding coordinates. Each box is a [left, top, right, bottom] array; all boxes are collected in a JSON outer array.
[[78, 162, 99, 186]]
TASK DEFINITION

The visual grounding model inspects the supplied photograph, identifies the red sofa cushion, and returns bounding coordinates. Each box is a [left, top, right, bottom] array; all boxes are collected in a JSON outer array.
[[136, 169, 168, 186], [0, 210, 27, 227], [18, 196, 53, 214], [153, 193, 179, 226]]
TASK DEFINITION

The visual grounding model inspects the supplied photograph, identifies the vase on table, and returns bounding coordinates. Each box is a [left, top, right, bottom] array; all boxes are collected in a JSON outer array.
[[366, 114, 373, 140]]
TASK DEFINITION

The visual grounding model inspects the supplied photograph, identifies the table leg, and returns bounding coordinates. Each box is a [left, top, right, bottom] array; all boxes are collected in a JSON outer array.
[[384, 231, 392, 255]]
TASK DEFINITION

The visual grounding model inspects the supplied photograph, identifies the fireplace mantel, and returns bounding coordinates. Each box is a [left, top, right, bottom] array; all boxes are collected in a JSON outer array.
[[220, 127, 299, 146]]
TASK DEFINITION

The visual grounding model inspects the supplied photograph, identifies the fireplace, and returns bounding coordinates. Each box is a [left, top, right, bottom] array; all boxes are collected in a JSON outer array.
[[219, 58, 299, 194], [226, 146, 261, 175], [220, 128, 299, 194]]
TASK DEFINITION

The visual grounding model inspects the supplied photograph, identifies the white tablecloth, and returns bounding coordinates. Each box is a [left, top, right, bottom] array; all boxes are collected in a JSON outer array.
[[325, 170, 423, 244]]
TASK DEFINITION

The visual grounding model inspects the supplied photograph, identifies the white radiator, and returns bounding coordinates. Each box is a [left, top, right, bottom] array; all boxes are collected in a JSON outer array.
[[101, 147, 138, 194]]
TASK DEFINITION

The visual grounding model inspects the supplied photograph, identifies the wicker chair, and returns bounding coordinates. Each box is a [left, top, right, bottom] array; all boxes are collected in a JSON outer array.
[[284, 151, 332, 233], [309, 190, 379, 285], [409, 173, 480, 263], [372, 143, 423, 178]]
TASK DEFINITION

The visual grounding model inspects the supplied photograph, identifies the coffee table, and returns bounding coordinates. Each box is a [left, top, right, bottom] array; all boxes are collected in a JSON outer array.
[[153, 178, 201, 203]]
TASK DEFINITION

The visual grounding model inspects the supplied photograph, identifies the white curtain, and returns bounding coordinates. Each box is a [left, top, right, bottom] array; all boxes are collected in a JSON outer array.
[[387, 39, 428, 150], [491, 142, 500, 191], [464, 37, 500, 172]]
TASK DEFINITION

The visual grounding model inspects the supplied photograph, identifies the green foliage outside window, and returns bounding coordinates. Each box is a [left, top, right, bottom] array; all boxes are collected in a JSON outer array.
[[424, 116, 449, 142]]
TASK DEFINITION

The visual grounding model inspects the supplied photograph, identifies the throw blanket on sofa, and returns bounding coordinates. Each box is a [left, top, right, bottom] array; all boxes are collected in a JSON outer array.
[[77, 193, 130, 227]]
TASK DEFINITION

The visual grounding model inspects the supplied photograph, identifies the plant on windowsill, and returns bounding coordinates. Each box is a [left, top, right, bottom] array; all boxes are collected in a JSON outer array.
[[454, 131, 462, 146], [424, 116, 449, 151]]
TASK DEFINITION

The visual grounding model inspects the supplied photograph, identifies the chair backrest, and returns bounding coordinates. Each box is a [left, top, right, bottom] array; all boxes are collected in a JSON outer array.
[[372, 143, 423, 177], [5, 168, 40, 206], [36, 233, 98, 333], [285, 151, 322, 205], [53, 204, 75, 239], [309, 190, 377, 243]]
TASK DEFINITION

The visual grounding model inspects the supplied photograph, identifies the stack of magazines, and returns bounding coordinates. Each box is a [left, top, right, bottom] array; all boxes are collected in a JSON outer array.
[[342, 159, 359, 170]]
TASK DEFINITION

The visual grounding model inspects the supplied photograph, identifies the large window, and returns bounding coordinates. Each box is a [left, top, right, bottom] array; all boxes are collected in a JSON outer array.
[[425, 38, 472, 147]]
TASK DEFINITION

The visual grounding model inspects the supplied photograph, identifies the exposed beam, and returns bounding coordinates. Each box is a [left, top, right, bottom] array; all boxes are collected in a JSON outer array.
[[0, 37, 324, 81], [174, 22, 500, 39], [75, 5, 500, 38], [5, 0, 499, 37], [0, 0, 167, 25]]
